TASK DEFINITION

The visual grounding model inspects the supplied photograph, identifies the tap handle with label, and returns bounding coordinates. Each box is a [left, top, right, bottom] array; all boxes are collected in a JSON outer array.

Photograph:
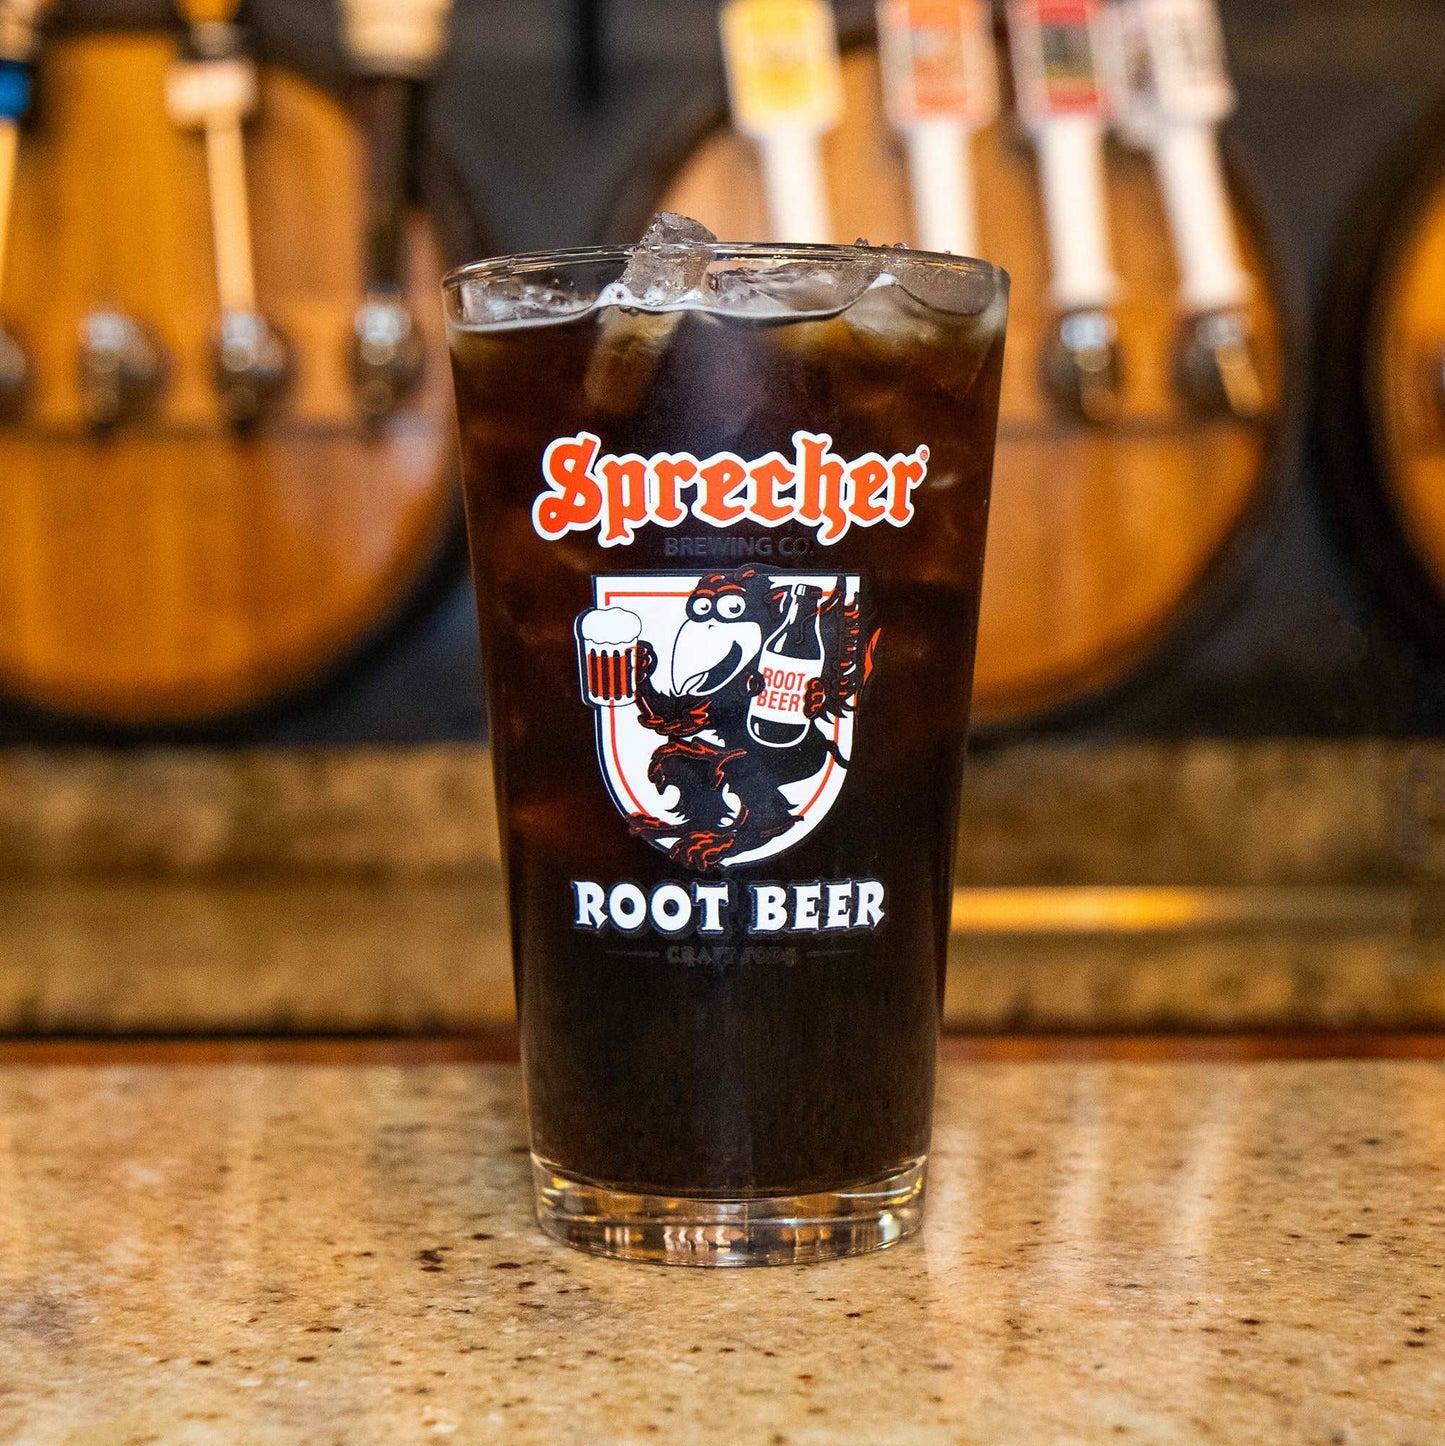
[[0, 0, 50, 418], [877, 0, 998, 258], [338, 0, 453, 423], [1008, 0, 1117, 311], [1007, 0, 1123, 422], [720, 0, 843, 242], [167, 0, 290, 427], [1104, 0, 1260, 417]]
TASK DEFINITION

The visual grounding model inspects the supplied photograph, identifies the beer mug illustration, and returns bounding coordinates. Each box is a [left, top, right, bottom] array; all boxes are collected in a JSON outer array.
[[577, 607, 643, 707], [748, 583, 825, 748]]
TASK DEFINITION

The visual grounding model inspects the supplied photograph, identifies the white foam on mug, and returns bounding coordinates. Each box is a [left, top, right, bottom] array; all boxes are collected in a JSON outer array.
[[580, 608, 643, 648]]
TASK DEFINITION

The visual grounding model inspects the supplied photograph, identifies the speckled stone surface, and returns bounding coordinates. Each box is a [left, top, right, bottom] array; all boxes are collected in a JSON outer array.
[[3, 879, 1442, 1036], [1, 741, 1441, 883], [1, 1063, 1442, 1442]]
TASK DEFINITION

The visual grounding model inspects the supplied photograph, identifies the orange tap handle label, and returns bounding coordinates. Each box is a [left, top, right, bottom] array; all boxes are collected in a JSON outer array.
[[878, 0, 998, 128], [721, 0, 844, 135]]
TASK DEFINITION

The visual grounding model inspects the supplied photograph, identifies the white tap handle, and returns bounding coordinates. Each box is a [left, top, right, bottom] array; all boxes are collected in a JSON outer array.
[[164, 56, 257, 126], [758, 125, 832, 242], [1129, 0, 1234, 126], [165, 57, 259, 315], [204, 112, 256, 314], [877, 1, 995, 257], [904, 118, 975, 257], [0, 117, 15, 300], [719, 0, 842, 240], [1007, 0, 1118, 309], [1037, 115, 1118, 311], [1153, 121, 1250, 313], [339, 0, 454, 78], [1101, 0, 1247, 313]]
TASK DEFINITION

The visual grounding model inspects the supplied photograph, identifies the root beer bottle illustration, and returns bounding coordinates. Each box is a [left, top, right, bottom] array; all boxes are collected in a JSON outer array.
[[748, 582, 825, 748]]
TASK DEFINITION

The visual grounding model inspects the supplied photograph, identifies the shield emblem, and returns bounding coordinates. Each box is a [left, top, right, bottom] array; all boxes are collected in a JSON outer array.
[[575, 568, 870, 871]]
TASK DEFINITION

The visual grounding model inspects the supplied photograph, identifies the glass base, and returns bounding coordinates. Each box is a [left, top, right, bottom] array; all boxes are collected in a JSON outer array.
[[532, 1155, 926, 1266]]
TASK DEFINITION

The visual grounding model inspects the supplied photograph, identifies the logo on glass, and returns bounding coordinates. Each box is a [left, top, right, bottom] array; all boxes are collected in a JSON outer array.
[[576, 567, 878, 871], [534, 431, 930, 546]]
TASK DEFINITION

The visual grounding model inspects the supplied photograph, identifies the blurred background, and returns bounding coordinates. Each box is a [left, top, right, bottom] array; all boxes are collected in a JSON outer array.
[[4, 0, 1445, 1050]]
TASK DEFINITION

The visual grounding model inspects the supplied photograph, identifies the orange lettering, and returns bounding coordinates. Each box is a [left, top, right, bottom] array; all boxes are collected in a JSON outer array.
[[598, 456, 649, 545], [888, 452, 928, 525], [695, 456, 747, 526], [533, 433, 603, 539], [532, 432, 930, 545], [795, 433, 849, 544], [653, 455, 697, 526], [748, 455, 795, 525], [848, 457, 890, 525]]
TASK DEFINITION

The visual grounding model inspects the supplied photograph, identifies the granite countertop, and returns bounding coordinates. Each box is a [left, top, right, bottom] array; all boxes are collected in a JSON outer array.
[[1, 1062, 1442, 1442], [4, 742, 1445, 1038]]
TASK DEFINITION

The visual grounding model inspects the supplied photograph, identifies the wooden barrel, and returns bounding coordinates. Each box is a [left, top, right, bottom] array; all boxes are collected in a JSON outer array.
[[615, 41, 1291, 731], [0, 28, 462, 730], [1318, 99, 1445, 652]]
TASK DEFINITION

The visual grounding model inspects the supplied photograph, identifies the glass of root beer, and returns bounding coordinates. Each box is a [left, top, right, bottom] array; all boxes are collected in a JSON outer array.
[[444, 216, 1008, 1265]]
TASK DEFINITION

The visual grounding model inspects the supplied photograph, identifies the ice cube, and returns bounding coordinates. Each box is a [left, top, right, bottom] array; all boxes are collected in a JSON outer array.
[[707, 253, 883, 318], [840, 276, 938, 355], [889, 256, 999, 317], [456, 276, 593, 327], [583, 306, 688, 418], [841, 271, 1002, 400], [618, 212, 718, 306]]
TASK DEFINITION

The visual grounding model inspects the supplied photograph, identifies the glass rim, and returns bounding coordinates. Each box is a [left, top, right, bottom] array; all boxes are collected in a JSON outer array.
[[441, 242, 1010, 299]]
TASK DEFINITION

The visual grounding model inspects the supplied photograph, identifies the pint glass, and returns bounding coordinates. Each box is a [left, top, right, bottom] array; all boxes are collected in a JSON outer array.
[[444, 239, 1008, 1265]]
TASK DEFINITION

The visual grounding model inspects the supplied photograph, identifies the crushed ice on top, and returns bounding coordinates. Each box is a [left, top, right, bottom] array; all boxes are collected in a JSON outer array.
[[601, 212, 888, 317], [458, 213, 1001, 327], [603, 213, 1001, 320], [612, 212, 718, 306], [457, 277, 594, 327]]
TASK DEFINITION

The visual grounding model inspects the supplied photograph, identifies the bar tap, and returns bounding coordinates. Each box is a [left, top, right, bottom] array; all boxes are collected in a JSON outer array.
[[1105, 0, 1262, 419], [1008, 0, 1124, 423], [877, 0, 998, 259], [167, 0, 290, 428], [0, 0, 48, 419], [339, 0, 453, 425], [720, 0, 844, 243]]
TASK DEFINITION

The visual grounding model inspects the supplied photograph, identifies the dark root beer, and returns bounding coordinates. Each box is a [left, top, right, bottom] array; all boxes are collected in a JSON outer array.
[[446, 226, 1008, 1263]]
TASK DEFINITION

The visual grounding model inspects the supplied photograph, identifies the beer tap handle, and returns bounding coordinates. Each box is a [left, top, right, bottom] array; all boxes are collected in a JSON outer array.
[[340, 0, 451, 78], [168, 0, 290, 427], [0, 0, 51, 419], [906, 122, 971, 256], [878, 0, 999, 258], [338, 0, 454, 423], [0, 71, 25, 417], [1104, 0, 1261, 418], [570, 0, 608, 107], [759, 126, 831, 244], [1153, 122, 1249, 313], [1007, 0, 1123, 423], [721, 0, 843, 243]]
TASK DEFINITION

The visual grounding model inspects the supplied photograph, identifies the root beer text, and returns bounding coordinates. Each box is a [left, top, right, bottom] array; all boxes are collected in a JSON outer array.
[[572, 878, 886, 936]]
